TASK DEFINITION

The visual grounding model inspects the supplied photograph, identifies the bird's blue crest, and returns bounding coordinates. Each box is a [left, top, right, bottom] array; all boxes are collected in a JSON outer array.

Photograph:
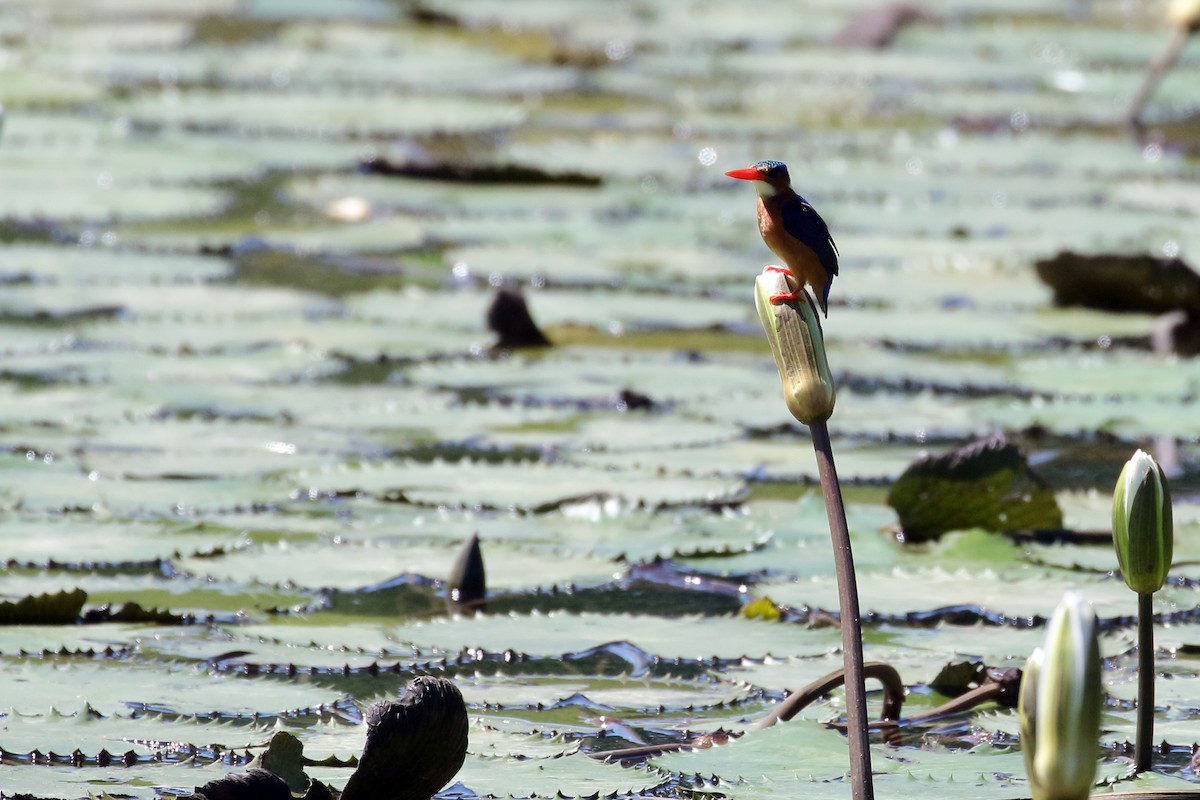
[[754, 159, 787, 172]]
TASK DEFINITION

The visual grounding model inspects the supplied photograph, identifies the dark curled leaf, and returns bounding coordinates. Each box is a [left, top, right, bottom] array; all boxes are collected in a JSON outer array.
[[1034, 251, 1200, 314], [361, 154, 600, 187], [259, 732, 309, 793], [447, 532, 486, 614], [93, 601, 187, 625], [929, 661, 988, 696], [0, 588, 87, 625], [886, 434, 1062, 543], [487, 287, 551, 350], [303, 781, 337, 800], [614, 388, 656, 411], [340, 676, 468, 800], [190, 768, 292, 800]]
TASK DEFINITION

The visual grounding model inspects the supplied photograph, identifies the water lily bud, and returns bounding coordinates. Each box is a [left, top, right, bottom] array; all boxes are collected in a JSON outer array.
[[1112, 449, 1173, 595], [1019, 647, 1042, 770], [754, 268, 836, 425], [1019, 592, 1101, 800], [1167, 0, 1200, 30]]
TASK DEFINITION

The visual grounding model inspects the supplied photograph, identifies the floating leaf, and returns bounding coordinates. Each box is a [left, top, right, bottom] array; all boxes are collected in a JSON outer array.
[[289, 459, 745, 512], [112, 90, 526, 138], [887, 435, 1063, 542], [0, 589, 87, 625], [3, 660, 344, 718]]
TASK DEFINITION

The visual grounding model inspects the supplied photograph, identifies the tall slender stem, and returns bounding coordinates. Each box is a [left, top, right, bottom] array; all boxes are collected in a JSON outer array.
[[810, 419, 873, 800], [1135, 591, 1155, 773], [1126, 26, 1191, 131]]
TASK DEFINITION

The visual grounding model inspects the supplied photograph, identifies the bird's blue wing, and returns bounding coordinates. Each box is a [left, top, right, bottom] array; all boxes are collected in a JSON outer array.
[[781, 197, 839, 277]]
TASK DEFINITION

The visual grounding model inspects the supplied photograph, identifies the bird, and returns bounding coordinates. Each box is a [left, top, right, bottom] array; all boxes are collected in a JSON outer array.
[[725, 160, 839, 315]]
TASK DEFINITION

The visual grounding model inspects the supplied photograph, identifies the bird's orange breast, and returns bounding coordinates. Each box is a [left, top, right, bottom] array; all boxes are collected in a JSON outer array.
[[756, 197, 827, 292]]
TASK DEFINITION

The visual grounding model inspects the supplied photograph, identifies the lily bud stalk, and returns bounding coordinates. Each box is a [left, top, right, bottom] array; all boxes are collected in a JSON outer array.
[[1112, 448, 1174, 773], [753, 267, 871, 800]]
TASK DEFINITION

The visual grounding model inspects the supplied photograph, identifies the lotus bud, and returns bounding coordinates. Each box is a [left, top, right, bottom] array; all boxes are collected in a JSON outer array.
[[754, 268, 835, 425], [1019, 592, 1101, 800], [1112, 449, 1173, 596]]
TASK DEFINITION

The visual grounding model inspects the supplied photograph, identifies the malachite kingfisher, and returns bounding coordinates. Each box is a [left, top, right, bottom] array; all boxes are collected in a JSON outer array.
[[726, 160, 839, 315]]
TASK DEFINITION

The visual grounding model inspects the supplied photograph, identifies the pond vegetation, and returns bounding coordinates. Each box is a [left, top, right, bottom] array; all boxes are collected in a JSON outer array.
[[1, 0, 1199, 798]]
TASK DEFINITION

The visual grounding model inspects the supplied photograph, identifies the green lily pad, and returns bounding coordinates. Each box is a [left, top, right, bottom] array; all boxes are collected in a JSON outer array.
[[0, 283, 335, 321], [177, 539, 618, 593], [75, 315, 481, 360], [0, 67, 104, 106], [0, 624, 143, 655], [454, 748, 666, 797], [0, 168, 228, 222], [762, 567, 1194, 623], [0, 346, 344, 389], [0, 515, 232, 567], [289, 459, 745, 511], [3, 2, 1200, 799], [113, 90, 526, 138], [0, 244, 233, 284], [2, 659, 343, 717], [378, 612, 842, 661]]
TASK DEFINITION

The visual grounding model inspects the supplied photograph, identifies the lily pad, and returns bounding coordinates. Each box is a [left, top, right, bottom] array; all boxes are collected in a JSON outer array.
[[0, 244, 233, 284], [289, 459, 745, 511], [762, 567, 1195, 624], [177, 539, 618, 593], [3, 1, 1200, 798], [112, 90, 527, 138], [2, 659, 344, 718], [887, 435, 1063, 542], [379, 612, 842, 662]]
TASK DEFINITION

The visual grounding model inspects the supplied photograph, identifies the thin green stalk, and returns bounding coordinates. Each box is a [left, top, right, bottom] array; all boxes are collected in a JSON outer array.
[[1136, 591, 1155, 773], [810, 419, 873, 800]]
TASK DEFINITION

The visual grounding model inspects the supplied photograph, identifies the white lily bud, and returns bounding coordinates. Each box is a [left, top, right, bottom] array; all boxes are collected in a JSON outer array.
[[754, 268, 835, 425], [1167, 0, 1200, 30], [1112, 449, 1173, 596], [1019, 592, 1101, 800]]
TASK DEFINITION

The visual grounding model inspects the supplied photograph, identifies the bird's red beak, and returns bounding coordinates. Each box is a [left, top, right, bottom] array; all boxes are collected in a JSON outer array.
[[724, 167, 762, 181]]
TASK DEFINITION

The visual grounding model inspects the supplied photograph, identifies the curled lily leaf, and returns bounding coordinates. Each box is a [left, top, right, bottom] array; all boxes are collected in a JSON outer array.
[[754, 267, 835, 425], [1112, 449, 1173, 596]]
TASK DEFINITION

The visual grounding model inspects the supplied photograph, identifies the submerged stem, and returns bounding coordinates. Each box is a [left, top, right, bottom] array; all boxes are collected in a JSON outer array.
[[1136, 591, 1156, 773], [811, 419, 874, 800]]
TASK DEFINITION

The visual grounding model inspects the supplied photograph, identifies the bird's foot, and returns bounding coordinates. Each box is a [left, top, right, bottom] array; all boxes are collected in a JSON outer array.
[[762, 266, 802, 304]]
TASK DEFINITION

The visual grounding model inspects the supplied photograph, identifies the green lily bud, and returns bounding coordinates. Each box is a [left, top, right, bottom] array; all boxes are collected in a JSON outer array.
[[1019, 592, 1101, 800], [754, 268, 836, 425], [1112, 449, 1173, 595]]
